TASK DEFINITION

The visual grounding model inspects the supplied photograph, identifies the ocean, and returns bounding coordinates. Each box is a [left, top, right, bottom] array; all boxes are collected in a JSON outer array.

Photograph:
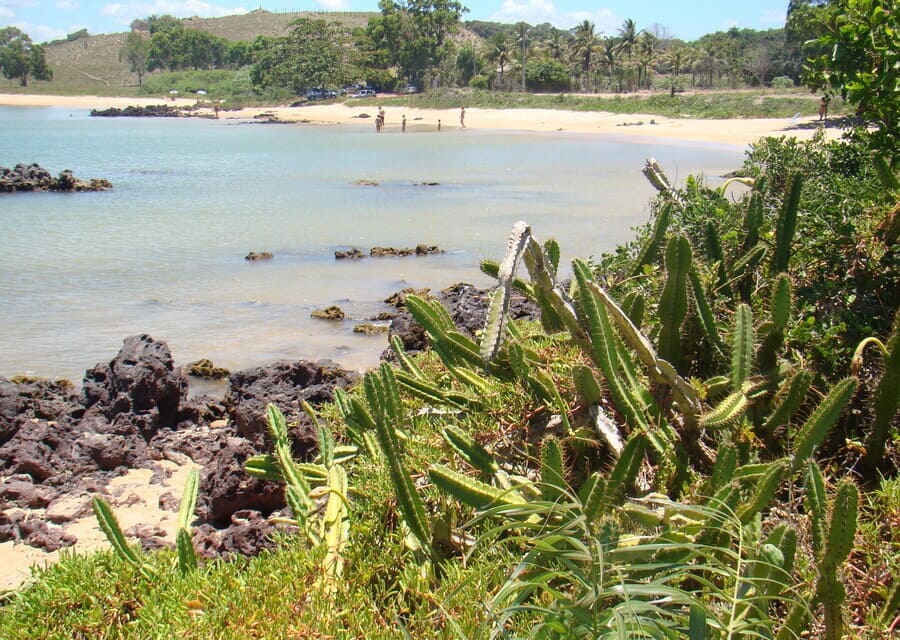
[[0, 105, 744, 382]]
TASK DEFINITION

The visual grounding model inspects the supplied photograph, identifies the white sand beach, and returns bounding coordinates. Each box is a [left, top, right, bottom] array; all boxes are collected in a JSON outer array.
[[0, 93, 826, 147]]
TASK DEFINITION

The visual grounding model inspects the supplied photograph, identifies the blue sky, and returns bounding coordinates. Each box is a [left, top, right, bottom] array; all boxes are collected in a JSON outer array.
[[2, 0, 788, 44]]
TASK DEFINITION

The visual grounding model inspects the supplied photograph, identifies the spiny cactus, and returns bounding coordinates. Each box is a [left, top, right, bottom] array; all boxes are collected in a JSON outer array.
[[858, 311, 900, 475], [483, 221, 532, 362], [772, 173, 802, 274], [442, 426, 498, 476], [428, 464, 527, 511], [631, 200, 673, 276], [816, 478, 859, 640], [731, 303, 754, 391], [266, 404, 314, 527], [758, 273, 792, 374], [657, 235, 692, 368], [540, 437, 567, 502], [791, 377, 857, 471], [92, 496, 145, 569]]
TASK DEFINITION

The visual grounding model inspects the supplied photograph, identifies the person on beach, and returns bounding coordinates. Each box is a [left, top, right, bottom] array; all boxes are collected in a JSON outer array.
[[437, 119, 441, 131], [375, 107, 385, 132], [459, 106, 466, 128], [402, 114, 406, 132], [818, 96, 829, 121]]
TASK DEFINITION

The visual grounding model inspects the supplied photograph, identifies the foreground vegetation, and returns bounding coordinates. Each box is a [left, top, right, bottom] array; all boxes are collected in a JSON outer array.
[[1, 128, 896, 638]]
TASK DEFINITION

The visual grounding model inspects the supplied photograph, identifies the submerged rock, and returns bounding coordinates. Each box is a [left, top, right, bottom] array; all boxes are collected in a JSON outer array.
[[244, 251, 273, 261], [185, 359, 230, 380], [90, 105, 183, 118], [311, 305, 345, 320]]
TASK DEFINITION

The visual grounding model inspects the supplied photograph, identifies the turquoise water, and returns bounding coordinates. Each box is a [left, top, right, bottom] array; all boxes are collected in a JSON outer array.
[[1, 105, 743, 381]]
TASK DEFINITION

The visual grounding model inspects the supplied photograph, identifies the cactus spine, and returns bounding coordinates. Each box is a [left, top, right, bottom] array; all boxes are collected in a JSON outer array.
[[791, 377, 857, 471]]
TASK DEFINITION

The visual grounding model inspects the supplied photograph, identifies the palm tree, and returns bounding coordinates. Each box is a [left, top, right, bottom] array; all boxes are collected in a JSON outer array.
[[616, 18, 639, 59], [488, 32, 511, 84], [598, 37, 619, 91], [544, 30, 568, 61], [636, 31, 658, 89], [571, 20, 598, 92]]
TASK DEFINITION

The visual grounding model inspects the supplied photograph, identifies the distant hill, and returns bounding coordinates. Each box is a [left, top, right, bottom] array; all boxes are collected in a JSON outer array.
[[33, 10, 380, 94]]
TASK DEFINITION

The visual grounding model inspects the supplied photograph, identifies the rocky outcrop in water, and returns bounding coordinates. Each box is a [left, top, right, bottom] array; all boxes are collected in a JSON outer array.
[[90, 105, 184, 118], [0, 164, 112, 193]]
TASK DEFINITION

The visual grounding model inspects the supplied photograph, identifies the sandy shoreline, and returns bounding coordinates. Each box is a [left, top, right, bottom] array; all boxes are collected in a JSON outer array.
[[0, 93, 826, 147]]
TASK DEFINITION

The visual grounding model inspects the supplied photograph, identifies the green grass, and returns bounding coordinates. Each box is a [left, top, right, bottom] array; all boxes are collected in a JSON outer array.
[[375, 87, 850, 119]]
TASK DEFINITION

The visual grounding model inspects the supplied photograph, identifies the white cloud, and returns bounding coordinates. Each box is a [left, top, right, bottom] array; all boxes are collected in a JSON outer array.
[[761, 9, 785, 26], [564, 8, 618, 35], [490, 0, 558, 25], [11, 20, 67, 42], [316, 0, 348, 9], [0, 0, 37, 8], [55, 0, 79, 9], [100, 0, 246, 26], [0, 5, 14, 17]]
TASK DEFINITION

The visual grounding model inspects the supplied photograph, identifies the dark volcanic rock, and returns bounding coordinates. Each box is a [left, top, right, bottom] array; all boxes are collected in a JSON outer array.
[[199, 437, 285, 523], [0, 511, 76, 551], [244, 251, 273, 261], [0, 376, 79, 446], [90, 105, 183, 118], [82, 334, 189, 439], [0, 163, 112, 192], [0, 475, 58, 508], [194, 509, 285, 559], [225, 360, 357, 449], [334, 247, 366, 259], [385, 282, 541, 358]]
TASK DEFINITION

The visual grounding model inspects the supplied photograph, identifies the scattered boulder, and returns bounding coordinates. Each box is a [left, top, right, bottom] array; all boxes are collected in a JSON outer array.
[[369, 311, 398, 321], [353, 323, 389, 335], [311, 305, 345, 320], [224, 360, 357, 448], [244, 251, 273, 261], [351, 179, 378, 186], [0, 164, 112, 193], [370, 246, 414, 257], [384, 287, 431, 308], [415, 244, 444, 255], [0, 511, 76, 551], [185, 359, 230, 380], [335, 248, 366, 259]]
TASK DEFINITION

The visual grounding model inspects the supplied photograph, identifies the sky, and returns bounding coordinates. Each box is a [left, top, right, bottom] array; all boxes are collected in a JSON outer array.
[[2, 0, 789, 44]]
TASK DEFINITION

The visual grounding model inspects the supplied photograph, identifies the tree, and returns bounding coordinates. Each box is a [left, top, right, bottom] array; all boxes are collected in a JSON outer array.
[[525, 58, 569, 91], [0, 27, 52, 87], [487, 31, 511, 85], [571, 20, 597, 91], [797, 0, 899, 152], [250, 19, 350, 94], [119, 31, 149, 86], [366, 0, 467, 86]]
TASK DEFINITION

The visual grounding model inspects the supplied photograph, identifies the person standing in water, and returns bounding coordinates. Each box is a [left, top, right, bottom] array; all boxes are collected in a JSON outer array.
[[459, 106, 466, 128], [401, 114, 406, 132], [375, 106, 385, 132]]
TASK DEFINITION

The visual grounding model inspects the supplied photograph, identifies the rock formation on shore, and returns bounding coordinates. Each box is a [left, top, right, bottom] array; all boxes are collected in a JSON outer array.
[[0, 164, 112, 193], [0, 282, 539, 571]]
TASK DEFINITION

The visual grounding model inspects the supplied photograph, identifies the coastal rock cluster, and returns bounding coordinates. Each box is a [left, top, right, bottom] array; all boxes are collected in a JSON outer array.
[[0, 164, 112, 193], [335, 244, 444, 259], [0, 283, 539, 566], [90, 105, 185, 118]]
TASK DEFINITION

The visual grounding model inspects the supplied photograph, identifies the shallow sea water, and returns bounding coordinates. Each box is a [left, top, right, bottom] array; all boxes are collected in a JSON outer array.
[[0, 106, 743, 381]]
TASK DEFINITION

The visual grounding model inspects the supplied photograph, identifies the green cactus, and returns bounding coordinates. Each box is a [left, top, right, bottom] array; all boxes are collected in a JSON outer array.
[[861, 311, 900, 475], [266, 404, 313, 525], [657, 235, 692, 368], [320, 464, 350, 594], [758, 274, 792, 374], [428, 464, 526, 511], [816, 478, 859, 640], [761, 370, 812, 440], [579, 471, 607, 525], [709, 442, 738, 491], [442, 426, 498, 476], [176, 468, 199, 574], [791, 377, 857, 471], [772, 173, 802, 274], [390, 335, 427, 382], [736, 459, 787, 525], [704, 218, 730, 294], [630, 200, 672, 276], [731, 303, 754, 391], [540, 437, 567, 501], [92, 496, 144, 568], [482, 221, 532, 362], [600, 432, 647, 510], [572, 364, 603, 406], [689, 267, 727, 356], [805, 461, 827, 556], [622, 291, 645, 327], [701, 388, 749, 430], [367, 366, 433, 555]]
